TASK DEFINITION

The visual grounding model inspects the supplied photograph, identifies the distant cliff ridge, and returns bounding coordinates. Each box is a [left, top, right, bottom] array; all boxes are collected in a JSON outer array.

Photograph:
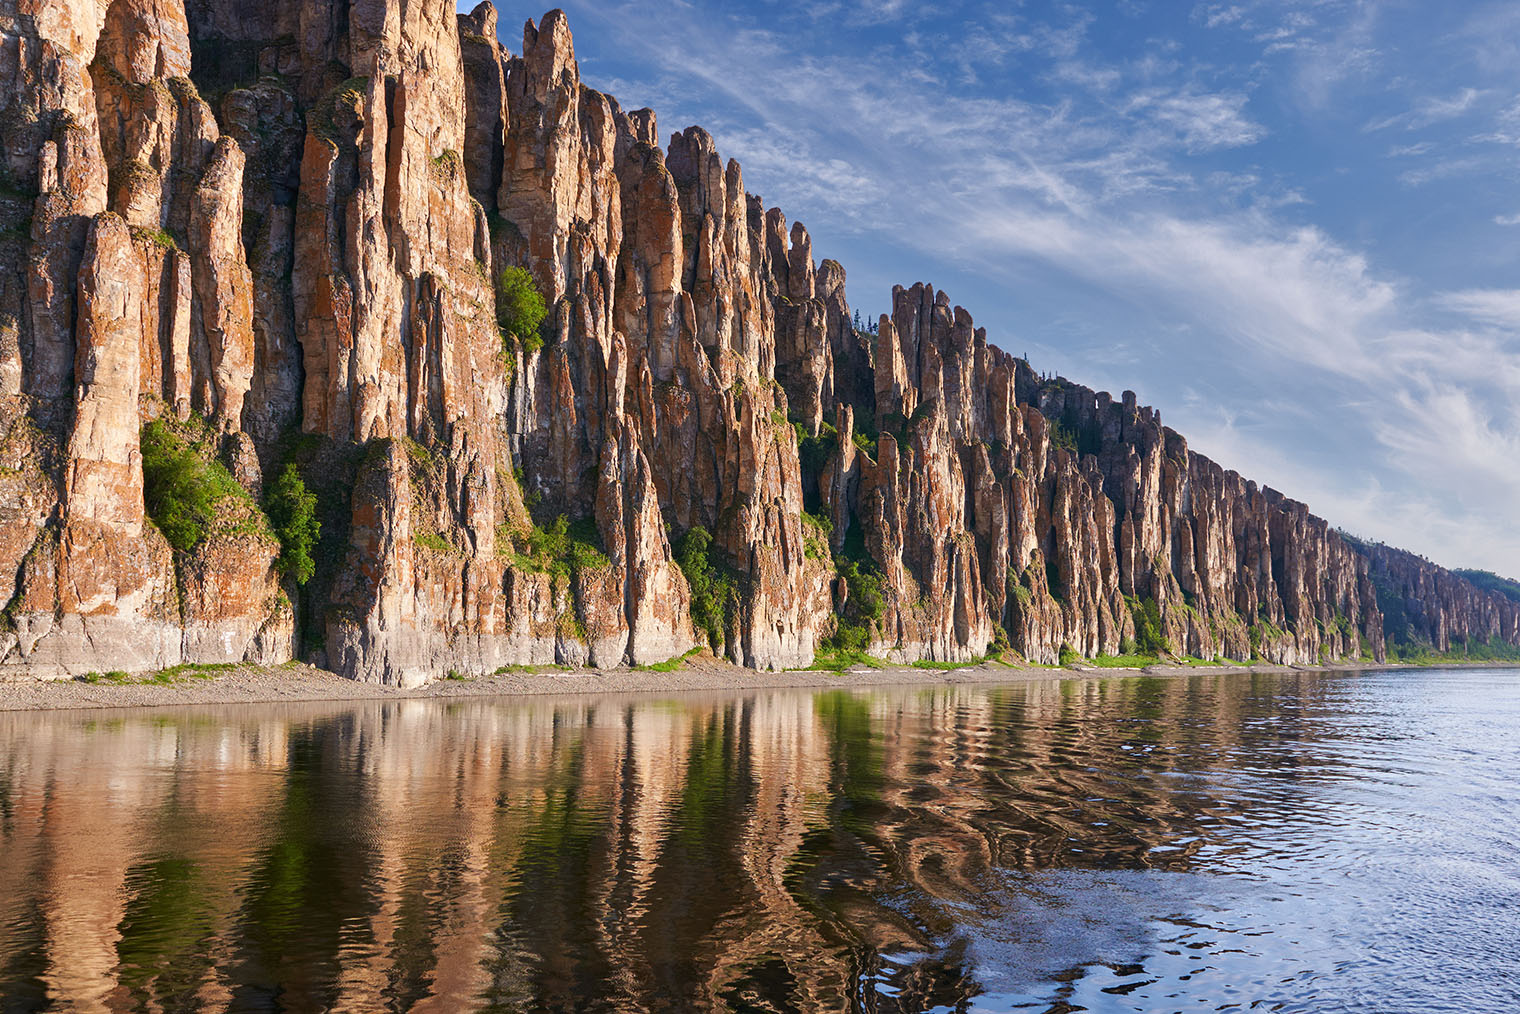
[[0, 2, 1515, 683]]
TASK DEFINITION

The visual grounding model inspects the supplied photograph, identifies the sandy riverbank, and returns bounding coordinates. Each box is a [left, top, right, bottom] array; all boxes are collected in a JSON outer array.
[[2, 654, 1501, 713]]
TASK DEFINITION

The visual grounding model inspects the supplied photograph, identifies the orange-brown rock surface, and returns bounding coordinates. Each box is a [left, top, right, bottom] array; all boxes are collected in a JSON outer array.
[[0, 2, 1513, 680]]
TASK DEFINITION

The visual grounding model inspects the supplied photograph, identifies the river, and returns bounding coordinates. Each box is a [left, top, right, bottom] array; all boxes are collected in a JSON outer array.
[[1, 667, 1516, 1012]]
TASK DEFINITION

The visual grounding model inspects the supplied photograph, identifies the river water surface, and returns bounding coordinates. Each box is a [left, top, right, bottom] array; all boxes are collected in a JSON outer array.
[[1, 667, 1516, 1012]]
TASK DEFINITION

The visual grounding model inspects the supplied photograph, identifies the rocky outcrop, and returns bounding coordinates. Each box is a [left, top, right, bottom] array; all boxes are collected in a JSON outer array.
[[0, 2, 1510, 681], [1353, 541, 1520, 653], [796, 281, 1381, 666], [0, 0, 283, 676]]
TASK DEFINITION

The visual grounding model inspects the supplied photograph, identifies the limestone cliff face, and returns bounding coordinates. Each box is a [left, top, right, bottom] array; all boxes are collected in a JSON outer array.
[[803, 282, 1384, 665], [0, 2, 1512, 680], [1, 0, 287, 674]]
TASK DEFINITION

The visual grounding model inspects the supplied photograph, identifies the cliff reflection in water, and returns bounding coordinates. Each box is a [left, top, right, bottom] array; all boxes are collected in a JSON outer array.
[[2, 670, 1511, 1012]]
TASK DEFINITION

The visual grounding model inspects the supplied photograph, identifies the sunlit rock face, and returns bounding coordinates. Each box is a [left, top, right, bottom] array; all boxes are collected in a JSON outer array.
[[0, 1, 1511, 680]]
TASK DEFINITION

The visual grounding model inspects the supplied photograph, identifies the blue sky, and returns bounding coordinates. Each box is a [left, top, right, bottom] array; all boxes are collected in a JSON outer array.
[[473, 2, 1520, 578]]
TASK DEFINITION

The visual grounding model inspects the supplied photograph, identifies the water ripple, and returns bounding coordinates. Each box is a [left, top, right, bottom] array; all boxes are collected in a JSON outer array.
[[0, 668, 1516, 1011]]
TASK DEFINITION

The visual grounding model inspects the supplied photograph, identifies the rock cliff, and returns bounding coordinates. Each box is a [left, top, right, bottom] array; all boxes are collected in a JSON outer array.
[[1350, 539, 1520, 656], [0, 2, 1513, 681]]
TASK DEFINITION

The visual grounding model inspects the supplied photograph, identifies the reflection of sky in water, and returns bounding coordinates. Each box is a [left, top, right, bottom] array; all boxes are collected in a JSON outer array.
[[945, 869, 1341, 1012], [894, 669, 1520, 1013], [0, 668, 1517, 1012]]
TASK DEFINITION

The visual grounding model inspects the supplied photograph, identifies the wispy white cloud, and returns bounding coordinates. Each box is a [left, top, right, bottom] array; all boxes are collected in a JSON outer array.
[[1363, 87, 1487, 132], [850, 0, 919, 25], [1437, 289, 1520, 329], [1457, 3, 1520, 76], [707, 126, 883, 211], [1472, 97, 1520, 146], [1124, 86, 1264, 152], [1399, 156, 1490, 186], [1195, 4, 1249, 30], [1274, 7, 1380, 109], [956, 206, 1393, 382]]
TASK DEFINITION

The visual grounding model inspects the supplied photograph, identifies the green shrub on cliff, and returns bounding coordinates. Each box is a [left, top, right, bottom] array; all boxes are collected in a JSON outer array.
[[1128, 595, 1169, 655], [835, 558, 883, 623], [806, 510, 886, 661], [794, 421, 838, 478], [496, 265, 547, 353], [509, 515, 610, 579], [675, 526, 738, 652], [265, 463, 319, 585], [140, 419, 243, 553], [801, 511, 832, 560]]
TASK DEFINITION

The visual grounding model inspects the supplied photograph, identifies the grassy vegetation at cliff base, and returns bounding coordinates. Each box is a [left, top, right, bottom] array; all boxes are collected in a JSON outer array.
[[635, 647, 703, 672], [1385, 636, 1520, 664], [1085, 653, 1166, 668], [493, 663, 573, 675], [76, 662, 238, 685], [800, 648, 885, 673]]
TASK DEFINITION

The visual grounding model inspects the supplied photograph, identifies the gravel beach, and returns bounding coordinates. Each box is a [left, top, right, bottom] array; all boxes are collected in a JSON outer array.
[[0, 655, 1435, 713]]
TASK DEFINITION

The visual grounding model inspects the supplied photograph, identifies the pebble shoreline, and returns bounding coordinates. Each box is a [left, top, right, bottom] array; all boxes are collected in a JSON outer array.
[[1, 658, 1506, 714]]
